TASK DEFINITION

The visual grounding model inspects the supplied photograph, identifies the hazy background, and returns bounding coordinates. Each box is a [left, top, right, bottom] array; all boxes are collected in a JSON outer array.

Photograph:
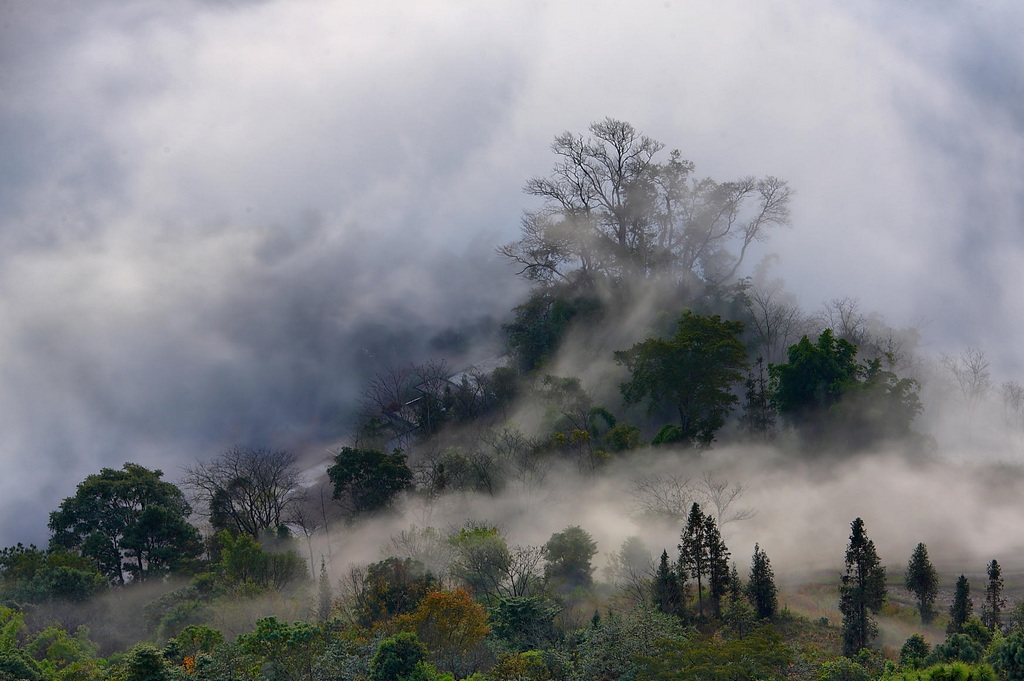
[[1, 1, 1023, 548]]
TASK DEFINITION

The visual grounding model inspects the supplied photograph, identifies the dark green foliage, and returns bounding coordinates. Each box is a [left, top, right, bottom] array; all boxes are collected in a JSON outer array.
[[905, 543, 939, 625], [929, 633, 985, 665], [884, 662, 997, 680], [357, 557, 435, 627], [651, 424, 686, 446], [636, 625, 792, 680], [119, 643, 170, 681], [0, 544, 106, 604], [949, 575, 973, 635], [217, 531, 307, 592], [47, 463, 201, 585], [488, 595, 560, 651], [982, 559, 1005, 631], [504, 289, 603, 372], [900, 634, 931, 669], [839, 518, 886, 656], [370, 632, 428, 681], [704, 516, 730, 619], [568, 606, 690, 681], [816, 656, 870, 681], [543, 526, 597, 596], [961, 616, 993, 648], [616, 311, 747, 448], [652, 550, 685, 619], [748, 543, 778, 620], [235, 616, 325, 681], [770, 330, 922, 448], [676, 504, 729, 621], [990, 630, 1024, 681], [679, 503, 710, 618], [328, 447, 414, 515]]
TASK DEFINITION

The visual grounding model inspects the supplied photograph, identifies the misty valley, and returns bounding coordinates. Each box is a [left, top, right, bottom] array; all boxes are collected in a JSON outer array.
[[3, 118, 1024, 681]]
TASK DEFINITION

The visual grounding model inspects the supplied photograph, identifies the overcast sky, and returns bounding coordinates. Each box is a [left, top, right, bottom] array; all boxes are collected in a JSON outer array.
[[1, 1, 1023, 544]]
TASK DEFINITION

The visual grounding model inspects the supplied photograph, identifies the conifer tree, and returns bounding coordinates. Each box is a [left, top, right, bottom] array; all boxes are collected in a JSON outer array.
[[983, 559, 1006, 631], [904, 543, 938, 624], [728, 562, 742, 601], [948, 574, 973, 635], [748, 543, 778, 620], [839, 517, 886, 656], [652, 549, 685, 618], [705, 515, 731, 619], [317, 557, 332, 621], [678, 503, 710, 618]]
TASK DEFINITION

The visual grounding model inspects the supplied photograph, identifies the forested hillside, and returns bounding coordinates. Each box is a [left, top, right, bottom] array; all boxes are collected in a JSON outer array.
[[4, 119, 1024, 681]]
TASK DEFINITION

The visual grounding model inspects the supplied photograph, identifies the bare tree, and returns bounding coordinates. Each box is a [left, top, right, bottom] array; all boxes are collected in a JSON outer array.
[[499, 118, 791, 287], [183, 446, 301, 539], [1001, 380, 1024, 451], [814, 297, 870, 348], [604, 536, 655, 603], [629, 474, 694, 523], [742, 279, 809, 363], [941, 348, 992, 415], [696, 472, 755, 528]]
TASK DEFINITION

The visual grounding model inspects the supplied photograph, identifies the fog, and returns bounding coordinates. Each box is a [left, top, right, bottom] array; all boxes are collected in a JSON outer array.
[[2, 0, 1024, 559]]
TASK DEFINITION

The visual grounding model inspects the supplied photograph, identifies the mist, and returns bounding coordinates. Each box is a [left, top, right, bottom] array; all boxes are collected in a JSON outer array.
[[3, 0, 1024, 570]]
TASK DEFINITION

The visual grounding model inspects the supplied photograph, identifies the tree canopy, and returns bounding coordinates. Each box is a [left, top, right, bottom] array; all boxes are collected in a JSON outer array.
[[48, 463, 202, 585], [616, 310, 747, 447], [499, 118, 791, 289]]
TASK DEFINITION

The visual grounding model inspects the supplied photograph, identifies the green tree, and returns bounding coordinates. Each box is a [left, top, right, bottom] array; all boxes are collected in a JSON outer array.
[[217, 531, 307, 592], [543, 526, 597, 596], [679, 503, 711, 618], [48, 463, 201, 584], [370, 632, 429, 681], [929, 633, 985, 665], [839, 517, 886, 656], [616, 311, 748, 448], [0, 544, 106, 604], [905, 543, 939, 625], [949, 575, 974, 635], [990, 630, 1024, 681], [328, 447, 414, 516], [704, 515, 730, 619], [982, 559, 1006, 631], [636, 625, 792, 680], [652, 550, 686, 619], [770, 330, 859, 424], [748, 543, 778, 620], [504, 288, 604, 372], [899, 634, 931, 669], [489, 595, 560, 651], [317, 558, 332, 622], [770, 330, 922, 447], [356, 557, 435, 627]]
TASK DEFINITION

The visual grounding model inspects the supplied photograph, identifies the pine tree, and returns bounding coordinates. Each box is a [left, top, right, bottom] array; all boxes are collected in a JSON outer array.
[[748, 543, 778, 620], [839, 517, 886, 656], [948, 574, 973, 635], [317, 557, 333, 621], [652, 549, 685, 618], [728, 562, 743, 601], [705, 515, 730, 619], [983, 559, 1006, 631], [904, 543, 938, 624], [679, 503, 710, 618]]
